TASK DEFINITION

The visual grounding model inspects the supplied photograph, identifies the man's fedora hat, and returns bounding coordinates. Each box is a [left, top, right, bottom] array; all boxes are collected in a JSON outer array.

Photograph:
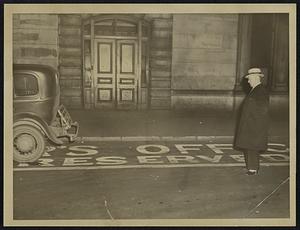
[[245, 68, 264, 78]]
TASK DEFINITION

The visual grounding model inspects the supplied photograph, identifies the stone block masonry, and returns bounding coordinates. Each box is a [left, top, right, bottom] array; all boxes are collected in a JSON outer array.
[[149, 15, 173, 109], [13, 14, 59, 68], [58, 14, 83, 109], [171, 14, 239, 111]]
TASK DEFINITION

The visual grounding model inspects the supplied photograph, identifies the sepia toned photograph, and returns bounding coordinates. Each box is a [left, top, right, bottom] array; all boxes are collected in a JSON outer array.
[[3, 3, 296, 227]]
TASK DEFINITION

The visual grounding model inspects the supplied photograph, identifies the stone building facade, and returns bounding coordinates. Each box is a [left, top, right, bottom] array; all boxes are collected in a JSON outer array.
[[13, 13, 289, 114]]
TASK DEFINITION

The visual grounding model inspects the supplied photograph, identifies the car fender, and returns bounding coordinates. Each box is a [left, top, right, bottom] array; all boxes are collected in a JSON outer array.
[[14, 113, 63, 145]]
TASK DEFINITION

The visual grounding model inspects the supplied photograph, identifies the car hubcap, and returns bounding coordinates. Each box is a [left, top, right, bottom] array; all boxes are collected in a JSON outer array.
[[15, 134, 35, 153]]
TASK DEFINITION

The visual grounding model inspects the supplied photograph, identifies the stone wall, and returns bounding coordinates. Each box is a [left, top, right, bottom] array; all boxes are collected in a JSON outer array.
[[146, 14, 173, 109], [58, 14, 83, 108], [13, 13, 288, 112], [171, 14, 239, 111], [13, 14, 59, 68], [58, 13, 173, 109]]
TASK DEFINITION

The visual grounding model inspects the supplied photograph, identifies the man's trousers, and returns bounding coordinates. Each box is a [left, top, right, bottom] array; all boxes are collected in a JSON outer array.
[[243, 150, 260, 171]]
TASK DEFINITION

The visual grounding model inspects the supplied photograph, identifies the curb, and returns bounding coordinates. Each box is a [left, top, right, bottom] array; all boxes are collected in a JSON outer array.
[[14, 162, 289, 172], [77, 135, 286, 142]]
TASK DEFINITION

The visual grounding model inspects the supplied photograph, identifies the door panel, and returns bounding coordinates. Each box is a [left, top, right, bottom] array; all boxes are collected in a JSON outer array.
[[116, 40, 138, 109], [94, 39, 115, 109]]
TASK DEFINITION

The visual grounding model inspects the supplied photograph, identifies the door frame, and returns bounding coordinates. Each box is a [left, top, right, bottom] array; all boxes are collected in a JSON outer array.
[[82, 15, 150, 110]]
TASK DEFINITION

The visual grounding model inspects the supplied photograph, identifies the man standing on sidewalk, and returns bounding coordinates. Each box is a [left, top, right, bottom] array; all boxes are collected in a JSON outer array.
[[235, 68, 270, 175]]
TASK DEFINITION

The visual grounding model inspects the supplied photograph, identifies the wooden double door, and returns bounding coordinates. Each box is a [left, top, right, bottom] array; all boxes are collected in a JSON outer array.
[[93, 38, 138, 109]]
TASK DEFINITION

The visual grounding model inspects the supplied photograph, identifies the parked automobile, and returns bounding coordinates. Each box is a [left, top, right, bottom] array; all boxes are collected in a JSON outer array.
[[13, 64, 79, 163]]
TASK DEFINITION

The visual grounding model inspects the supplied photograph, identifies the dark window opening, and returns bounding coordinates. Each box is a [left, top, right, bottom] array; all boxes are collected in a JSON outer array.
[[115, 20, 137, 36], [91, 19, 139, 37], [14, 74, 38, 96], [95, 19, 114, 36]]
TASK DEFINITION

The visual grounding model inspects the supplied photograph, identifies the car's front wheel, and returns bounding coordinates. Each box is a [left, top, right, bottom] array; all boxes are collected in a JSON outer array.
[[13, 125, 45, 163]]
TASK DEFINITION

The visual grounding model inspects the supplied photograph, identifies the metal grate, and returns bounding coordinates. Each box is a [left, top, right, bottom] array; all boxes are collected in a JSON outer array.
[[57, 105, 73, 129]]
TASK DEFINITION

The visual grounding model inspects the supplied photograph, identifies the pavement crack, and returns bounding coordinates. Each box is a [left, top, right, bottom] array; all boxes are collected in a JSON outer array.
[[103, 196, 114, 220], [244, 176, 290, 218]]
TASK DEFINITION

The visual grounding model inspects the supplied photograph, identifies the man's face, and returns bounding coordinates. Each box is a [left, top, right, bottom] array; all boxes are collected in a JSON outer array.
[[247, 75, 260, 88]]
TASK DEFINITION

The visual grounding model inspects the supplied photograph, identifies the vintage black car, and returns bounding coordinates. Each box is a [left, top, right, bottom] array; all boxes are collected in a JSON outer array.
[[13, 64, 79, 163]]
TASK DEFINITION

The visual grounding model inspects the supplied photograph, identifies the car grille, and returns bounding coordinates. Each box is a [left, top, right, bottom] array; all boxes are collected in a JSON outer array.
[[57, 104, 73, 129]]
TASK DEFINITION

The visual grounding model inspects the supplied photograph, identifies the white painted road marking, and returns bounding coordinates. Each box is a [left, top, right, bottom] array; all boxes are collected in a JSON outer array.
[[13, 162, 289, 172], [14, 142, 290, 171]]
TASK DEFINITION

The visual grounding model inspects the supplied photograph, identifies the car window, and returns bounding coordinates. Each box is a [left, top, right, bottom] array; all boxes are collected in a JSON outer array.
[[14, 73, 39, 96]]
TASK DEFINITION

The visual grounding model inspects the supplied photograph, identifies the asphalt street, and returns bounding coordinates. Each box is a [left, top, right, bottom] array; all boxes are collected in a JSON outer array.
[[13, 139, 290, 220]]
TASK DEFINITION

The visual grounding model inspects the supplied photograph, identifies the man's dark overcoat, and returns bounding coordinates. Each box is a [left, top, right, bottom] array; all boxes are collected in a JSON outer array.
[[235, 84, 269, 151]]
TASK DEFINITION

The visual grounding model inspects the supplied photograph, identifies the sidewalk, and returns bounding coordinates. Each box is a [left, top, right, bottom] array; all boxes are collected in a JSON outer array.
[[69, 109, 289, 143]]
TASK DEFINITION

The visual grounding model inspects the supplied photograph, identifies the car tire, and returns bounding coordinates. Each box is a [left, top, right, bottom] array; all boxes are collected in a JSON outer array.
[[13, 124, 45, 163]]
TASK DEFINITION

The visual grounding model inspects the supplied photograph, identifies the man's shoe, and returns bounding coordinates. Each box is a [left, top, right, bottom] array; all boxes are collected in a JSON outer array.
[[246, 170, 258, 176]]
